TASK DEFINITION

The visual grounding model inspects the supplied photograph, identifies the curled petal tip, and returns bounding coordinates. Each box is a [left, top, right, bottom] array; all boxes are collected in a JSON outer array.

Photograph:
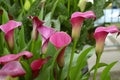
[[0, 51, 33, 64], [94, 26, 119, 37], [29, 16, 44, 27], [18, 51, 33, 59], [71, 11, 96, 21]]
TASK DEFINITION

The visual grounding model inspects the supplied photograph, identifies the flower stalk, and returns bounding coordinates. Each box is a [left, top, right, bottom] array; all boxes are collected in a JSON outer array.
[[67, 39, 77, 80], [30, 40, 35, 53], [50, 32, 71, 68], [58, 67, 63, 80], [93, 52, 101, 80], [68, 0, 71, 16]]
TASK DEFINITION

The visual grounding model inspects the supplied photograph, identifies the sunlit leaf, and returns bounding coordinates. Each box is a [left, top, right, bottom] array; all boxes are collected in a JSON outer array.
[[100, 61, 117, 80], [70, 46, 94, 80]]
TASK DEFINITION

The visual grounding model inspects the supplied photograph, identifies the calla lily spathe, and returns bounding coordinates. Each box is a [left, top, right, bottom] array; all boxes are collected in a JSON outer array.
[[94, 26, 119, 56], [38, 26, 55, 54], [0, 51, 33, 64], [70, 11, 96, 39], [0, 20, 22, 50], [31, 57, 50, 79], [30, 16, 55, 54], [31, 56, 50, 71], [29, 16, 44, 40], [50, 32, 71, 67], [0, 61, 26, 80]]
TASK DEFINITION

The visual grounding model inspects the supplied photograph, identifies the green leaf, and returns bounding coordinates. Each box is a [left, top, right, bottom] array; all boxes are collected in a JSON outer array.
[[52, 19, 60, 31], [38, 6, 44, 20], [20, 61, 32, 80], [55, 1, 68, 16], [100, 61, 117, 80], [0, 0, 11, 10], [26, 0, 42, 16], [17, 11, 23, 21], [70, 46, 94, 80], [36, 43, 64, 80], [13, 28, 19, 53], [51, 0, 59, 18], [49, 46, 64, 80], [51, 47, 64, 68], [32, 35, 42, 57], [1, 7, 9, 24], [3, 48, 10, 55], [84, 2, 92, 11], [29, 35, 42, 62], [46, 42, 57, 57], [18, 26, 26, 51], [59, 47, 72, 80], [44, 0, 60, 27], [46, 42, 64, 68], [9, 0, 21, 19], [93, 0, 106, 19], [86, 47, 95, 59], [44, 12, 52, 27], [0, 32, 4, 54], [90, 63, 108, 72], [35, 66, 51, 80]]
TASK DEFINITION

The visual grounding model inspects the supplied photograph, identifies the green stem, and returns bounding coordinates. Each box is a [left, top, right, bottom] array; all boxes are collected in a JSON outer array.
[[67, 0, 71, 16], [21, 39, 32, 51], [20, 0, 25, 15], [67, 39, 77, 80], [93, 54, 101, 80], [73, 0, 77, 11], [20, 0, 24, 8], [39, 0, 46, 20], [51, 0, 59, 18], [59, 67, 63, 80], [30, 40, 35, 53]]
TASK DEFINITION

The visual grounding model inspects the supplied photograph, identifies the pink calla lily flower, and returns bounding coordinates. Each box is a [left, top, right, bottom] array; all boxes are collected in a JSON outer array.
[[38, 26, 55, 54], [0, 20, 22, 50], [31, 56, 50, 79], [0, 61, 26, 80], [29, 16, 55, 53], [94, 26, 119, 55], [0, 51, 33, 64], [70, 11, 96, 39], [29, 16, 44, 40], [50, 32, 71, 67]]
